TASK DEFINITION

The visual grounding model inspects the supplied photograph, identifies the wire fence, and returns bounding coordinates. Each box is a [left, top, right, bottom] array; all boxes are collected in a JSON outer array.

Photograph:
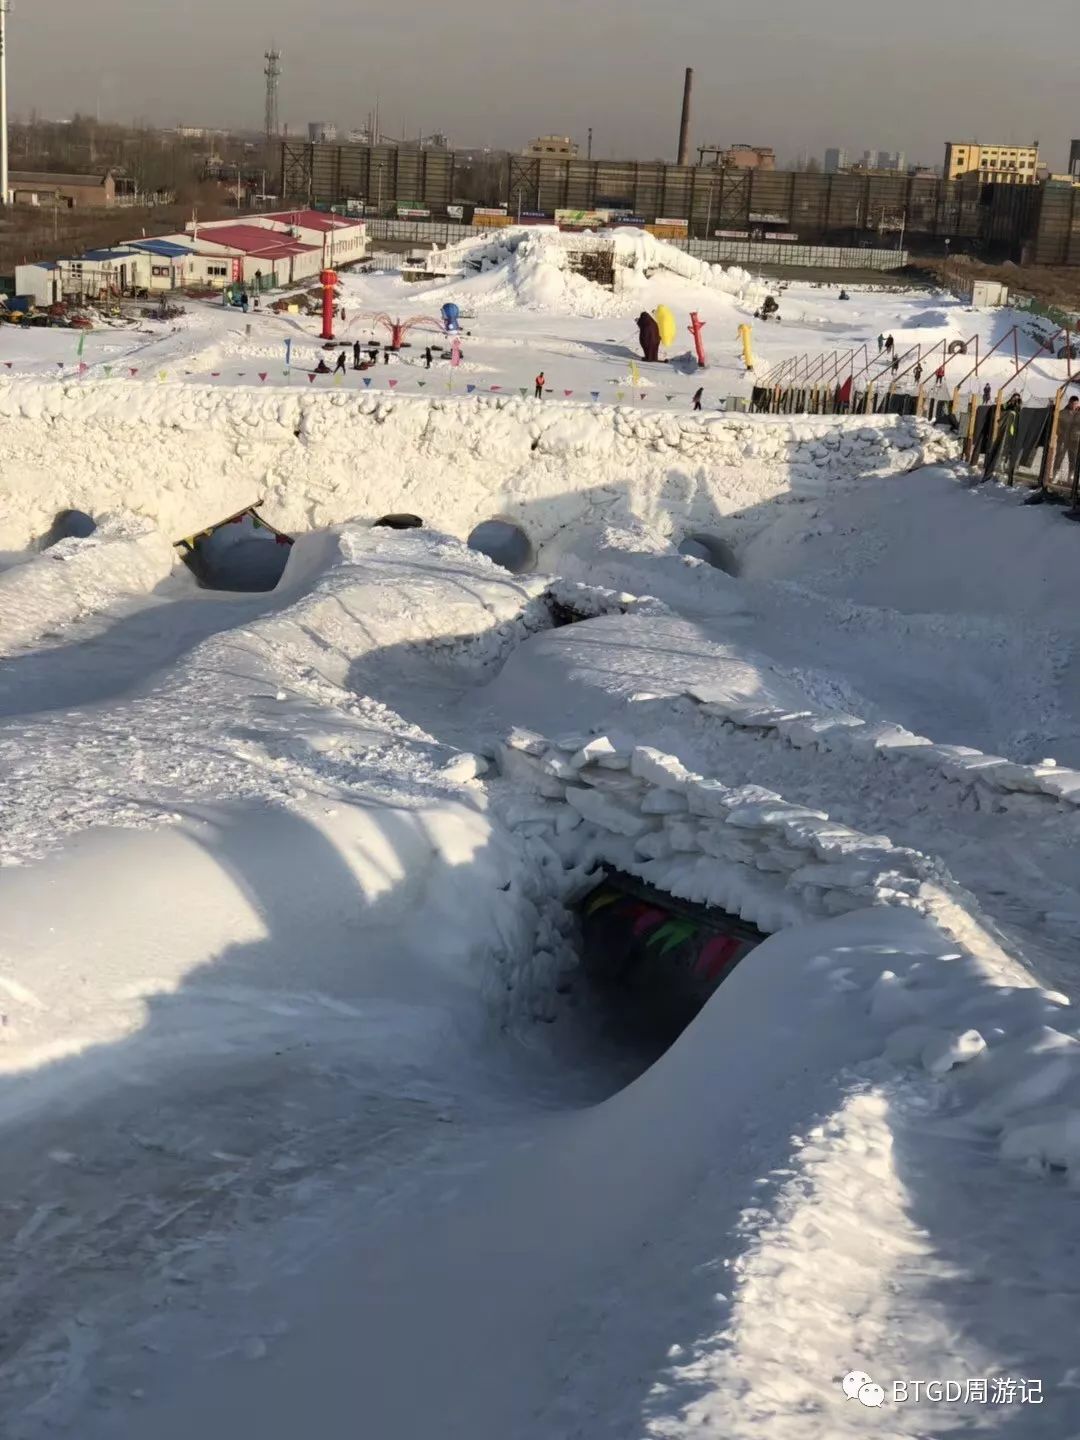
[[360, 219, 908, 271]]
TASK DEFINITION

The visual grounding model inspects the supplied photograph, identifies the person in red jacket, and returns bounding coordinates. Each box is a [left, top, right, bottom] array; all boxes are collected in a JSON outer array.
[[534, 371, 545, 399]]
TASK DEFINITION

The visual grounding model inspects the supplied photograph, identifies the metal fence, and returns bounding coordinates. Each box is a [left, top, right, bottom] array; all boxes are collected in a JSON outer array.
[[361, 219, 908, 271], [683, 239, 907, 269]]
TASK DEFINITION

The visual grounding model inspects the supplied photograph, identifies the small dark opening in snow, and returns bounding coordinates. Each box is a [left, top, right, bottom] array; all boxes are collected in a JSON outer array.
[[467, 518, 534, 574], [41, 509, 97, 549], [180, 513, 292, 592], [678, 532, 738, 575], [577, 869, 763, 1043], [373, 513, 424, 529]]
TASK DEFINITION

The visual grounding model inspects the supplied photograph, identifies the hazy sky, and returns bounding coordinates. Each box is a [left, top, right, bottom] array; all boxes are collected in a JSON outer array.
[[11, 0, 1079, 170]]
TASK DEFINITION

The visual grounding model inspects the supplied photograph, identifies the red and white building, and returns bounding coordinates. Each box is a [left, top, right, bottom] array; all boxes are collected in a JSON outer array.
[[178, 222, 324, 286], [254, 209, 367, 268]]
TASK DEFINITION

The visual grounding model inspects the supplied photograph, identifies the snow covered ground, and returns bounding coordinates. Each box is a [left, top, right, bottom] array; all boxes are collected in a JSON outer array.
[[3, 237, 1080, 1438]]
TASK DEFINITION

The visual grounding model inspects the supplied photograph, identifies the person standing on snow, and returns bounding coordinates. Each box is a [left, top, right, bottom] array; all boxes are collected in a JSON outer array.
[[877, 333, 884, 353], [934, 364, 946, 384], [353, 341, 362, 370], [913, 363, 923, 385], [534, 371, 545, 399], [424, 346, 433, 369], [1053, 395, 1080, 481], [692, 387, 703, 411], [891, 355, 900, 376], [982, 382, 992, 406], [885, 334, 894, 354], [334, 350, 348, 374]]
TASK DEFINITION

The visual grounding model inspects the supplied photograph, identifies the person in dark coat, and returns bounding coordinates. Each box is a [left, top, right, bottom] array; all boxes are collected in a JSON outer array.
[[891, 355, 900, 376], [692, 387, 703, 411], [913, 363, 923, 385], [877, 333, 885, 353], [353, 341, 362, 370], [314, 356, 330, 374], [637, 312, 661, 362], [334, 350, 348, 374], [982, 382, 992, 406], [424, 347, 433, 369]]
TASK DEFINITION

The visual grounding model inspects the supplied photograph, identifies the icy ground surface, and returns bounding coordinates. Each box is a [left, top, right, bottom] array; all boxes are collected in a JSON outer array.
[[4, 263, 1080, 1437]]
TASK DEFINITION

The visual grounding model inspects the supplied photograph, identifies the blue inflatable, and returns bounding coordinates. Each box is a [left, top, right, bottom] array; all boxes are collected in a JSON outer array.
[[441, 302, 460, 332]]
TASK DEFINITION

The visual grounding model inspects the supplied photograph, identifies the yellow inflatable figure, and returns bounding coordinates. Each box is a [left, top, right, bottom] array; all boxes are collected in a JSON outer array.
[[654, 305, 676, 349], [737, 323, 755, 372]]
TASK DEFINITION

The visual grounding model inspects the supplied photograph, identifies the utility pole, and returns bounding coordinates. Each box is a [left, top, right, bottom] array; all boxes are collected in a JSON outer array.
[[0, 1, 10, 207]]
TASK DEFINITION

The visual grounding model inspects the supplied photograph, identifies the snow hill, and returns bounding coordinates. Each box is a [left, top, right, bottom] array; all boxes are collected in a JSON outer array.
[[415, 225, 759, 318]]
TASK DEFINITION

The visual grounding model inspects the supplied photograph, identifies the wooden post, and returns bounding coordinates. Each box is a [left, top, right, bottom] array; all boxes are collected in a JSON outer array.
[[864, 382, 874, 414], [1045, 386, 1065, 492], [963, 394, 978, 463], [915, 382, 926, 418]]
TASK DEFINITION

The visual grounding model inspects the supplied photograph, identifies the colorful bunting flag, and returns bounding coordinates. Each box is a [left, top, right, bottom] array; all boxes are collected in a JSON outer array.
[[640, 392, 647, 400], [418, 380, 426, 387], [466, 384, 476, 394], [590, 390, 599, 401], [629, 360, 640, 386], [77, 332, 86, 358], [616, 390, 625, 401], [308, 372, 317, 383], [104, 364, 112, 376], [388, 378, 398, 388], [666, 394, 675, 401], [363, 377, 372, 388], [78, 362, 88, 376], [57, 361, 64, 370], [129, 368, 138, 377], [158, 370, 167, 382], [490, 385, 501, 392], [258, 372, 268, 382], [333, 371, 343, 386], [3, 361, 11, 369]]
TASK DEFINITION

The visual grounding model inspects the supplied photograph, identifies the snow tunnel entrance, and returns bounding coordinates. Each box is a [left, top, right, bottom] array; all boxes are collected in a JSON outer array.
[[40, 509, 97, 549], [577, 869, 764, 1042], [373, 513, 424, 530], [177, 507, 294, 592], [467, 518, 534, 574], [677, 532, 739, 575]]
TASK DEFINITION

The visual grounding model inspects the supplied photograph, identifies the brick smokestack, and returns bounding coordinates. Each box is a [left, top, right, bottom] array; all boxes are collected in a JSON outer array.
[[677, 67, 693, 166]]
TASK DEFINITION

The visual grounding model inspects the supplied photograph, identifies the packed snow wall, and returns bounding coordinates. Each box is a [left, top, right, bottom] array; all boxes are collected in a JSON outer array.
[[0, 380, 958, 555]]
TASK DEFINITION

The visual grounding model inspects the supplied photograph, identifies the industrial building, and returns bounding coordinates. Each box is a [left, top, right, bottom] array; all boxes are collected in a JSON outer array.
[[524, 136, 579, 158], [944, 141, 1040, 184], [9, 169, 119, 208], [697, 144, 775, 171]]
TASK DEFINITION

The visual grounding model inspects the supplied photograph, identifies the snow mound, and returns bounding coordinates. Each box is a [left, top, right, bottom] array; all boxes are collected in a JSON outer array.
[[0, 512, 175, 657], [419, 225, 758, 318], [0, 379, 959, 554]]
